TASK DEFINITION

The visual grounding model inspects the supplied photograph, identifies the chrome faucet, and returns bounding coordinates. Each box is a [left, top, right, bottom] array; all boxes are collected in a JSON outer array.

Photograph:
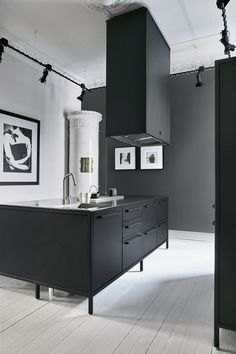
[[63, 173, 77, 205]]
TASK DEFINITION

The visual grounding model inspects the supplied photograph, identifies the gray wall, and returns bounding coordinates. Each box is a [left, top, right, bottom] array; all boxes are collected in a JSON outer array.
[[83, 69, 215, 233]]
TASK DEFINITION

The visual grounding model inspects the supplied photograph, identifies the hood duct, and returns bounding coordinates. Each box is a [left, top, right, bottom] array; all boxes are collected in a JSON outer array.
[[106, 7, 170, 146]]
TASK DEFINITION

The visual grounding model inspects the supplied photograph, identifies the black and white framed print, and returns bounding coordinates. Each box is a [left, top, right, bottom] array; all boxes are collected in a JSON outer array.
[[115, 147, 136, 170], [140, 145, 163, 170], [0, 109, 40, 185]]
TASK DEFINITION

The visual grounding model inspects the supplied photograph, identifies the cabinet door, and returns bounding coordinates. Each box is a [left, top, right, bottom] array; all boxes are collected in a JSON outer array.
[[156, 199, 168, 224], [217, 58, 236, 327], [157, 222, 168, 245], [143, 201, 158, 231], [143, 227, 157, 255], [123, 234, 143, 270], [93, 208, 122, 291]]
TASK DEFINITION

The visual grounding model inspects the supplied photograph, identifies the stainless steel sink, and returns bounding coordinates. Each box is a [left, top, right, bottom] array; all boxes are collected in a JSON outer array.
[[52, 202, 98, 210], [77, 203, 98, 209]]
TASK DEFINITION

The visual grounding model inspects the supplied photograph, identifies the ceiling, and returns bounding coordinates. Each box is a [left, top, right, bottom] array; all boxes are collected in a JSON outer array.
[[0, 0, 236, 86]]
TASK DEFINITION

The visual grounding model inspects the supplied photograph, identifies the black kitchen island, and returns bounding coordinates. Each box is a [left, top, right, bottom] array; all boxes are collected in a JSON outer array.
[[0, 196, 168, 314]]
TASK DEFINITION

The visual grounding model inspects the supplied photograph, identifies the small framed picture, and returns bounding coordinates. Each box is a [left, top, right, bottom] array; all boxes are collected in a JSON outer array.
[[0, 109, 40, 185], [115, 147, 136, 170], [140, 145, 163, 170]]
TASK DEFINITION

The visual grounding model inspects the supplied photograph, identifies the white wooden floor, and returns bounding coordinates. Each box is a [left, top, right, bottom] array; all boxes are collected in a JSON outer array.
[[0, 235, 235, 354]]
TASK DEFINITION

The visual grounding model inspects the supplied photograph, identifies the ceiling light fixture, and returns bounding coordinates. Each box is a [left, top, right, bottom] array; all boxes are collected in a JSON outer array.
[[77, 83, 92, 101], [39, 64, 52, 84], [0, 38, 8, 63], [84, 0, 133, 16], [195, 66, 205, 87], [217, 0, 235, 57]]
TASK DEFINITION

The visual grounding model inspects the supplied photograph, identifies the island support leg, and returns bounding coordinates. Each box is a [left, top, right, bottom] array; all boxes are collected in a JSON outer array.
[[88, 294, 93, 315], [214, 324, 219, 348], [35, 284, 40, 299], [140, 260, 143, 272], [166, 239, 169, 249]]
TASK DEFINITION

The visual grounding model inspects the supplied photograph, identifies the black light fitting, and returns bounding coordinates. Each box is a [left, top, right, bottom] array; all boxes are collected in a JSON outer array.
[[0, 38, 8, 63], [195, 66, 205, 88], [216, 0, 235, 57], [0, 37, 91, 101], [77, 83, 87, 101], [39, 64, 52, 84], [217, 0, 230, 9]]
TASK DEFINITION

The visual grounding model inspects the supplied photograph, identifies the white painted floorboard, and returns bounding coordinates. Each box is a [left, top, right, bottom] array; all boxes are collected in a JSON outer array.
[[0, 236, 235, 354]]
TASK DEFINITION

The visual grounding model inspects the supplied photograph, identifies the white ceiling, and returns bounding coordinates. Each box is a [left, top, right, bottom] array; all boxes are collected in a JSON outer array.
[[0, 0, 236, 86]]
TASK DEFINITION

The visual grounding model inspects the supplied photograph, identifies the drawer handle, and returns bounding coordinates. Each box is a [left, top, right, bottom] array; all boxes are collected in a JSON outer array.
[[96, 212, 121, 219], [124, 222, 142, 229], [144, 227, 156, 236], [124, 235, 142, 245], [144, 204, 156, 208], [125, 207, 140, 213]]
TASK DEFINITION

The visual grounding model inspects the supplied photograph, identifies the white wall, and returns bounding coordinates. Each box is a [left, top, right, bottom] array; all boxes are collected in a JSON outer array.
[[0, 52, 81, 203]]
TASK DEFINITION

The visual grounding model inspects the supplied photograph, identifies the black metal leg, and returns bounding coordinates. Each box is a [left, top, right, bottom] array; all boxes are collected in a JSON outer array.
[[35, 284, 40, 299], [214, 325, 219, 348], [88, 295, 93, 315], [140, 260, 143, 272], [166, 239, 169, 249]]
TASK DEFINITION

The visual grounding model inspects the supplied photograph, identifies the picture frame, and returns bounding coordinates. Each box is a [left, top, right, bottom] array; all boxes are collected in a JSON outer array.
[[140, 145, 163, 170], [0, 109, 40, 185], [115, 146, 136, 170]]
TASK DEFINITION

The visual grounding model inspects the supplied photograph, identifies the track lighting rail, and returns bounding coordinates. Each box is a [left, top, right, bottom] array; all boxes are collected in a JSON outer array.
[[0, 37, 91, 101]]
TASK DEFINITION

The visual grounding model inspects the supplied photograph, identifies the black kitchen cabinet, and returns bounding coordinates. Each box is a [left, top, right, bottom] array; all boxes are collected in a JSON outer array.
[[106, 7, 170, 146], [157, 222, 168, 246], [143, 199, 168, 255], [143, 227, 157, 255], [93, 208, 122, 291], [123, 234, 143, 269], [215, 57, 236, 348], [143, 201, 158, 230], [0, 196, 168, 315]]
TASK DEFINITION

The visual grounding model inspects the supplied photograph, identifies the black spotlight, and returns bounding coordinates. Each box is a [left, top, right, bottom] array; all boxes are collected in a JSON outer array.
[[77, 83, 87, 101], [220, 29, 235, 56], [39, 64, 52, 84], [0, 38, 8, 63], [196, 66, 205, 87]]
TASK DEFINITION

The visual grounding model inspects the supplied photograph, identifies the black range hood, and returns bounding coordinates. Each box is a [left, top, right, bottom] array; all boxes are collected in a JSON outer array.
[[106, 7, 170, 146]]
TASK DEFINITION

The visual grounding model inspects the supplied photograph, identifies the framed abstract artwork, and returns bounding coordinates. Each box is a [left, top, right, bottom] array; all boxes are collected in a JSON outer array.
[[0, 109, 40, 185], [140, 145, 163, 170], [115, 147, 136, 170]]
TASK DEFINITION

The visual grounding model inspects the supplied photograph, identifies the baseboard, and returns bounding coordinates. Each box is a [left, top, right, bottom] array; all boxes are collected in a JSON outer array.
[[169, 230, 214, 242]]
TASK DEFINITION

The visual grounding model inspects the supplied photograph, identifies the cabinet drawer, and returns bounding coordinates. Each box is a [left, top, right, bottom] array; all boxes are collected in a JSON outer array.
[[123, 234, 142, 270], [123, 206, 142, 221], [156, 199, 168, 224], [143, 227, 157, 255], [143, 202, 158, 230], [157, 222, 168, 245], [123, 217, 142, 239]]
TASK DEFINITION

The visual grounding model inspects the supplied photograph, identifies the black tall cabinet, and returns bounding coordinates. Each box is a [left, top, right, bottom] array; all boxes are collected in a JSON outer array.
[[215, 56, 236, 348]]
